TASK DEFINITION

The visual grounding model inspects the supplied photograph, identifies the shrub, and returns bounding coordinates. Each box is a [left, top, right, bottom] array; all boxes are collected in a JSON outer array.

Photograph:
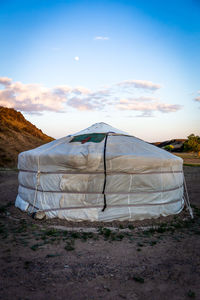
[[163, 145, 174, 152], [184, 134, 200, 153]]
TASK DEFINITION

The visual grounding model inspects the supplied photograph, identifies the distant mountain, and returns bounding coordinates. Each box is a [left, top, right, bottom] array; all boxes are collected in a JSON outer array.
[[0, 106, 54, 168], [152, 139, 186, 152]]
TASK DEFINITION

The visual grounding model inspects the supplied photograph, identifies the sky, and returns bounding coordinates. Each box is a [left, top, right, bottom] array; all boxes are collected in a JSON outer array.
[[0, 0, 200, 142]]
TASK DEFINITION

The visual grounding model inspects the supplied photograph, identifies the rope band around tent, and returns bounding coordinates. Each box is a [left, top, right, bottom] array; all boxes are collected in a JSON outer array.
[[18, 169, 183, 175], [20, 197, 183, 213], [19, 183, 183, 194]]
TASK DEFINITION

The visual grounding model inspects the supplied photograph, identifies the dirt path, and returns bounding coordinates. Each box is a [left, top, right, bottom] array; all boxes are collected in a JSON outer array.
[[0, 167, 200, 300]]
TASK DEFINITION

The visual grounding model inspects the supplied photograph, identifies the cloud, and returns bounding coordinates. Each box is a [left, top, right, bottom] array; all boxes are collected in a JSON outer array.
[[89, 89, 111, 99], [94, 36, 109, 40], [0, 78, 67, 113], [0, 78, 92, 113], [0, 77, 181, 116], [0, 77, 12, 86], [136, 111, 155, 118], [195, 97, 200, 102], [53, 85, 72, 96], [157, 103, 182, 113], [72, 87, 91, 95], [120, 96, 156, 103], [116, 80, 162, 91], [117, 98, 182, 115], [67, 97, 98, 111], [194, 90, 200, 102]]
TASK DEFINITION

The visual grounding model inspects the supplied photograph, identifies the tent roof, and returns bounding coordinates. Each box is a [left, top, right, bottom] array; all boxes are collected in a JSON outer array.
[[72, 122, 129, 136]]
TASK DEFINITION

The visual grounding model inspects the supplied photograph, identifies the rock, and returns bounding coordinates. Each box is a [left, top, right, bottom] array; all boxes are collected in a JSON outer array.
[[34, 211, 46, 220]]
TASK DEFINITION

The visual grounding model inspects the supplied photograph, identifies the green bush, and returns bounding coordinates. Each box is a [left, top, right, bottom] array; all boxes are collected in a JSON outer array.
[[163, 145, 174, 152], [184, 134, 200, 153]]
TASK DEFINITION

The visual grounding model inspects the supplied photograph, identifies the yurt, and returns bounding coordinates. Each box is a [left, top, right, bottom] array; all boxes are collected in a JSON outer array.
[[15, 122, 188, 222]]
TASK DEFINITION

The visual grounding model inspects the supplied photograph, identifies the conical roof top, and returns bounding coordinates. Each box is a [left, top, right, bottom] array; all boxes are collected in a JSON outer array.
[[73, 122, 129, 136]]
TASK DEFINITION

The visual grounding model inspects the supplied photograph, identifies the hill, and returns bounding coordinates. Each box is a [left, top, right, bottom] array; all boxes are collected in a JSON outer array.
[[152, 139, 186, 152], [0, 106, 54, 168]]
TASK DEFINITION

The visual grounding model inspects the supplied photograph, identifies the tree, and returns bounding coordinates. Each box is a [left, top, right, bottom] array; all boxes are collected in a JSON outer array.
[[184, 134, 200, 152]]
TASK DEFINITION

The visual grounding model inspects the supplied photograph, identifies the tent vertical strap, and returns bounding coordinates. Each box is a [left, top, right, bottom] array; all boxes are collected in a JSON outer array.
[[102, 133, 109, 211]]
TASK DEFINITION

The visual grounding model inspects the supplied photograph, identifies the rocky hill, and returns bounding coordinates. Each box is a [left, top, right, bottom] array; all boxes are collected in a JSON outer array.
[[0, 106, 54, 168]]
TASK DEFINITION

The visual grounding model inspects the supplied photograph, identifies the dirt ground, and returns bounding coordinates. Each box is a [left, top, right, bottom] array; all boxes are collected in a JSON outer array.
[[173, 152, 200, 166], [0, 166, 200, 300]]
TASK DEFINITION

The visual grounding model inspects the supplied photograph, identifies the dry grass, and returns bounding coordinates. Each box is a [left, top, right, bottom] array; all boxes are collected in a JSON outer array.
[[173, 152, 200, 166]]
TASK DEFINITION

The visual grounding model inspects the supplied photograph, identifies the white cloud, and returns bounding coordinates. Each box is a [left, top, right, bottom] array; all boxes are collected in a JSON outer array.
[[117, 98, 182, 115], [0, 77, 181, 116], [67, 97, 97, 111], [94, 36, 109, 40], [116, 80, 162, 91], [157, 103, 182, 113], [0, 78, 67, 113], [194, 90, 200, 102], [54, 85, 72, 96], [195, 96, 200, 102], [120, 96, 156, 102], [136, 111, 155, 118], [0, 77, 12, 86], [0, 78, 93, 113], [72, 87, 91, 95]]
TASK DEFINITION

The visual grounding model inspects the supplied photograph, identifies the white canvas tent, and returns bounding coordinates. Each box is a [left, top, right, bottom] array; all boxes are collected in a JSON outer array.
[[15, 122, 190, 222]]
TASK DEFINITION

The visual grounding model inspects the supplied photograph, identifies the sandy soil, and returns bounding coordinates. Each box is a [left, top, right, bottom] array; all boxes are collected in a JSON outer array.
[[0, 166, 200, 300]]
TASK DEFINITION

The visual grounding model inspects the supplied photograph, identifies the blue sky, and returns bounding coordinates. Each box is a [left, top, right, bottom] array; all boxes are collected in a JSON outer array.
[[0, 0, 199, 141]]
